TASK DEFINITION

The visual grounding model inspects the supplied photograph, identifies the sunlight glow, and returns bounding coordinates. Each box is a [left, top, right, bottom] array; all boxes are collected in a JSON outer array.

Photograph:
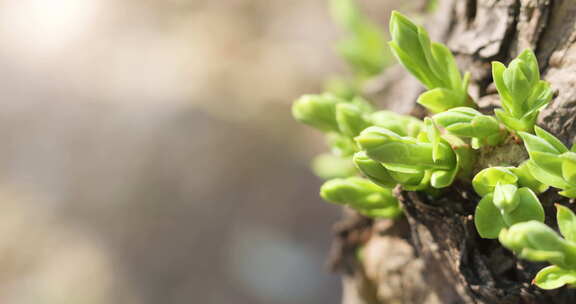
[[0, 0, 100, 52]]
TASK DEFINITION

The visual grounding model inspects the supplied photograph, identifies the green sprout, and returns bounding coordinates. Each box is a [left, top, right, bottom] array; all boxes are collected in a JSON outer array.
[[472, 167, 518, 197], [500, 206, 576, 289], [336, 103, 371, 137], [509, 161, 549, 194], [353, 151, 397, 188], [292, 10, 576, 290], [312, 154, 357, 180], [388, 11, 472, 113], [292, 94, 341, 132], [474, 184, 544, 239], [493, 49, 553, 132], [320, 177, 402, 218], [519, 126, 576, 198], [433, 107, 505, 149], [355, 119, 462, 189], [369, 110, 423, 138]]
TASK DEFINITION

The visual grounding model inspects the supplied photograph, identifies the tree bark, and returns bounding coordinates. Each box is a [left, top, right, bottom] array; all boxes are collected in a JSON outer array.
[[330, 0, 576, 303]]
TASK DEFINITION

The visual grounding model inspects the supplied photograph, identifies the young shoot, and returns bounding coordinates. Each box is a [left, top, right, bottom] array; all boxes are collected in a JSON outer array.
[[493, 49, 553, 132]]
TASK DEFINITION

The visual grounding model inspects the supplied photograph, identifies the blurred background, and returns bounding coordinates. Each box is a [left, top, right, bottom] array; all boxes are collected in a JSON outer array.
[[0, 0, 420, 303]]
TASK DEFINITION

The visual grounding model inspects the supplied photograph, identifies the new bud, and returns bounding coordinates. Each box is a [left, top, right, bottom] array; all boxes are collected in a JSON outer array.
[[433, 107, 503, 147], [472, 167, 517, 197], [492, 49, 553, 132], [336, 103, 370, 137], [353, 151, 397, 188], [389, 11, 470, 113], [292, 94, 341, 132], [320, 177, 400, 216], [355, 126, 455, 171], [499, 221, 576, 269]]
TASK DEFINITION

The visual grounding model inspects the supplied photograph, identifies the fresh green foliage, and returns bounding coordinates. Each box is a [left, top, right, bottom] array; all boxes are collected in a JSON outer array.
[[293, 94, 341, 132], [312, 154, 357, 180], [355, 122, 461, 189], [492, 49, 553, 132], [369, 110, 423, 137], [472, 167, 518, 197], [291, 7, 576, 291], [519, 126, 576, 197], [320, 177, 402, 218], [500, 206, 576, 289], [388, 11, 472, 113], [533, 266, 576, 290], [474, 185, 544, 239], [510, 161, 549, 194], [472, 164, 546, 238], [330, 0, 389, 77], [353, 151, 397, 188], [499, 220, 576, 269], [433, 107, 504, 149]]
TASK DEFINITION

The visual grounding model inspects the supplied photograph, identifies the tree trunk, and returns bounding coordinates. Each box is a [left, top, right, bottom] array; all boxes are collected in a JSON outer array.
[[330, 0, 576, 303]]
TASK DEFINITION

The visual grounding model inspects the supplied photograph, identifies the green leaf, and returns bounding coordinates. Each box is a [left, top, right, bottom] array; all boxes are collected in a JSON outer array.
[[517, 49, 540, 86], [525, 159, 571, 189], [417, 88, 466, 113], [401, 170, 432, 191], [492, 61, 513, 112], [292, 95, 341, 132], [534, 266, 576, 290], [434, 107, 501, 140], [472, 167, 518, 197], [370, 110, 423, 137], [493, 183, 519, 213], [510, 162, 549, 193], [336, 103, 370, 137], [557, 204, 576, 243], [559, 188, 576, 198], [312, 154, 357, 179], [498, 221, 576, 269], [388, 41, 433, 87], [502, 187, 545, 226], [561, 152, 576, 185], [388, 12, 433, 86], [519, 130, 564, 155], [525, 81, 553, 115], [495, 109, 534, 132], [356, 127, 455, 171], [503, 60, 531, 111], [327, 133, 357, 156], [534, 126, 568, 153], [353, 151, 397, 188], [474, 193, 507, 239], [389, 11, 464, 93], [430, 168, 457, 189], [431, 42, 462, 91], [492, 50, 552, 132], [320, 177, 398, 210], [424, 118, 441, 162], [358, 205, 403, 219], [433, 107, 476, 125], [531, 151, 565, 178], [388, 168, 427, 186]]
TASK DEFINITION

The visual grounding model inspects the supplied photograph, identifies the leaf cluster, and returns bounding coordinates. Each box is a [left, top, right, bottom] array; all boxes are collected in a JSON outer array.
[[289, 7, 576, 292], [499, 206, 576, 289]]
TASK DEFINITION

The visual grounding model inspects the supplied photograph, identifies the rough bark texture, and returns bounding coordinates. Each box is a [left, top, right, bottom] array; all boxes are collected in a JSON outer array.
[[331, 0, 576, 303]]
